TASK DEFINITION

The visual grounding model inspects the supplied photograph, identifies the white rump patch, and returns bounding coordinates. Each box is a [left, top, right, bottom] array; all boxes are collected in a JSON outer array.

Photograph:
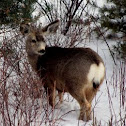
[[87, 63, 105, 84]]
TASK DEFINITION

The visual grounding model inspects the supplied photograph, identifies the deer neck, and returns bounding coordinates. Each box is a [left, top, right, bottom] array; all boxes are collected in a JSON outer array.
[[26, 50, 39, 71]]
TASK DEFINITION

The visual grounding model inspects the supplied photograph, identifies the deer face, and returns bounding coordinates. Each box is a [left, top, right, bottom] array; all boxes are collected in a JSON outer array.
[[20, 20, 59, 55], [26, 32, 46, 55]]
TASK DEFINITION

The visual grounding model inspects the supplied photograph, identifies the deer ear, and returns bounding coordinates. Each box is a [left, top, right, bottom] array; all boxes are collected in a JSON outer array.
[[42, 20, 59, 35], [20, 23, 30, 35]]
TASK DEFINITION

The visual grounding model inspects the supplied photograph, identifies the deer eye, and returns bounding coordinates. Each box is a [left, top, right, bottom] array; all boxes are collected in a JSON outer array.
[[24, 29, 28, 33], [32, 39, 36, 43]]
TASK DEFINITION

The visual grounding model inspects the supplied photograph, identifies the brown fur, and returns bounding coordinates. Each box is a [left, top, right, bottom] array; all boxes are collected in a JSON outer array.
[[20, 20, 105, 121]]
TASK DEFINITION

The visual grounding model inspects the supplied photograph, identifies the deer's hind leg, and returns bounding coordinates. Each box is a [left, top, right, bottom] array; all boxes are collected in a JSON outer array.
[[78, 92, 92, 121], [69, 88, 91, 121], [85, 87, 97, 104]]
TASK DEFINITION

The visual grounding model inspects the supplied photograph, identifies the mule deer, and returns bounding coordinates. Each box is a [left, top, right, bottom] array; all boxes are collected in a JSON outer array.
[[20, 20, 105, 121]]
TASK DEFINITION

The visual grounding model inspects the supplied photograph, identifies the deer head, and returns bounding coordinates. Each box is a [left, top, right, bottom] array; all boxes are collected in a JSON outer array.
[[20, 20, 59, 55]]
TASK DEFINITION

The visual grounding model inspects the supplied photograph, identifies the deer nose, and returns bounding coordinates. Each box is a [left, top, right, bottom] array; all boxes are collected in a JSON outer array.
[[38, 49, 45, 54]]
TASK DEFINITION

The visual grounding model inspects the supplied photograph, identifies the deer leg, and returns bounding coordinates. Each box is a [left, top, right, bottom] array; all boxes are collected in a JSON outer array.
[[58, 91, 64, 104], [43, 79, 56, 107], [78, 98, 91, 121], [85, 87, 97, 103], [72, 91, 91, 121], [84, 87, 99, 121], [47, 86, 56, 108], [67, 83, 92, 121], [43, 85, 55, 107], [68, 91, 91, 121]]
